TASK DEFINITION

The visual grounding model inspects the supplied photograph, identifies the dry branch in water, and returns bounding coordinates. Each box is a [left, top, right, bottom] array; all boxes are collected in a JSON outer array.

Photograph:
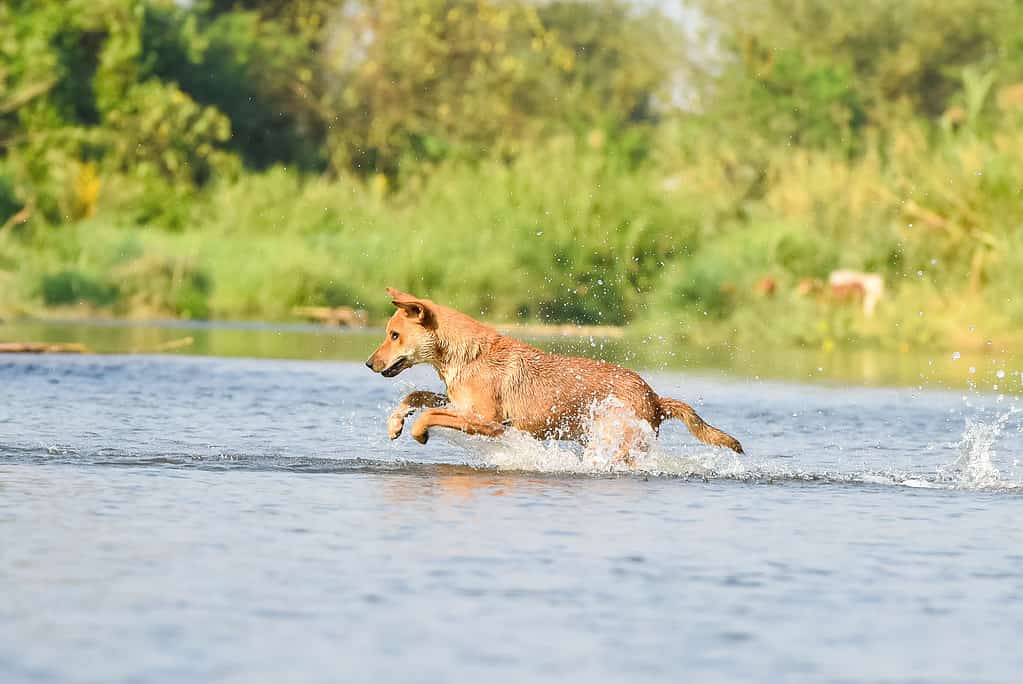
[[292, 306, 368, 327], [0, 342, 88, 353]]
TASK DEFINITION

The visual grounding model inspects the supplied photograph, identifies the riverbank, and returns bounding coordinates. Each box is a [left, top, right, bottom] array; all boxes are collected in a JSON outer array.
[[3, 216, 1021, 359], [2, 318, 1018, 393], [3, 0, 1022, 386], [4, 117, 1023, 355]]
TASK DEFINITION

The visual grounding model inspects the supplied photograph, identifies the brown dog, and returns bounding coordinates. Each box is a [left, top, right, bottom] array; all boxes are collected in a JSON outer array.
[[366, 288, 743, 459]]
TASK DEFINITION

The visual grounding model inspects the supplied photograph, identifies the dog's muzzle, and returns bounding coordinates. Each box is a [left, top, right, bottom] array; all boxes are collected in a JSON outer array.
[[379, 357, 410, 377]]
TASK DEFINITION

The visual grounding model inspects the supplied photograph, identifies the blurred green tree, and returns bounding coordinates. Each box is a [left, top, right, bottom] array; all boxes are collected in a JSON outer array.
[[320, 0, 676, 174], [692, 0, 1014, 150]]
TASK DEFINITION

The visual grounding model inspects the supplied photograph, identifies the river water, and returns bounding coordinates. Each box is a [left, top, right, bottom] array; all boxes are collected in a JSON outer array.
[[1, 325, 1022, 683]]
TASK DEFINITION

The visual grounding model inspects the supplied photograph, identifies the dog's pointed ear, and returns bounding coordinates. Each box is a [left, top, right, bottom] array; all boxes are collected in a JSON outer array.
[[386, 287, 436, 328]]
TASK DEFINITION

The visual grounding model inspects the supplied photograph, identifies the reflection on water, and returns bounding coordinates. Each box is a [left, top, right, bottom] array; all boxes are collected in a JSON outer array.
[[0, 317, 1018, 391], [379, 470, 562, 506], [0, 318, 376, 360]]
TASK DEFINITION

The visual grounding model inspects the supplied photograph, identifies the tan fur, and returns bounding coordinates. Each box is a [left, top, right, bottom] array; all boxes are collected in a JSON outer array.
[[366, 288, 743, 457]]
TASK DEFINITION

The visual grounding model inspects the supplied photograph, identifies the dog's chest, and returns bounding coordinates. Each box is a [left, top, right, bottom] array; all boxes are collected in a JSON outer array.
[[443, 380, 481, 411]]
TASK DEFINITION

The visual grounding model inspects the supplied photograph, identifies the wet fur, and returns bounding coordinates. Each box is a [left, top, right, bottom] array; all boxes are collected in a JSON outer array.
[[367, 288, 743, 457]]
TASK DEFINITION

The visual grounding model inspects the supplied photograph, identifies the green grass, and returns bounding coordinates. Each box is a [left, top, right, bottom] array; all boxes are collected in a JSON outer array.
[[1, 127, 1022, 354]]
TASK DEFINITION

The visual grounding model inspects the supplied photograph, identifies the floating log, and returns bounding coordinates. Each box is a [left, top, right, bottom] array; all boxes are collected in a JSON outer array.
[[150, 336, 195, 352], [0, 342, 88, 354], [130, 336, 195, 354], [292, 306, 368, 327]]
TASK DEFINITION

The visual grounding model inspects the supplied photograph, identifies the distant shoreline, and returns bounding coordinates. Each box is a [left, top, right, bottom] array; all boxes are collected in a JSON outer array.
[[1, 316, 1018, 392], [0, 314, 626, 339]]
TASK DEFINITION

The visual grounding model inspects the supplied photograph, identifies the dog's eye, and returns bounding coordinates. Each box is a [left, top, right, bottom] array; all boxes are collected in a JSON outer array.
[[390, 331, 399, 341]]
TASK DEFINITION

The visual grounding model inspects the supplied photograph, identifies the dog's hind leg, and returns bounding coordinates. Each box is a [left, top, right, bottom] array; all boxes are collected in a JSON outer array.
[[409, 408, 506, 445], [586, 407, 653, 467], [613, 422, 652, 467], [388, 391, 448, 439]]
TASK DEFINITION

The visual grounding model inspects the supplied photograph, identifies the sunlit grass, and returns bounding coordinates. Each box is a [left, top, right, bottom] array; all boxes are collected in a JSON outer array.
[[1, 120, 1021, 353]]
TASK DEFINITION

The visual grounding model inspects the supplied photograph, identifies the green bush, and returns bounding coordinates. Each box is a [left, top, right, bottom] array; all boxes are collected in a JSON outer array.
[[666, 258, 737, 321], [39, 270, 117, 307], [113, 254, 212, 319], [0, 166, 19, 223]]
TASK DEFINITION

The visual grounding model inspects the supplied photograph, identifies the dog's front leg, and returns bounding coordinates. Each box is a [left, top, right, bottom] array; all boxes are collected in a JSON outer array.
[[409, 408, 506, 445], [388, 391, 448, 439]]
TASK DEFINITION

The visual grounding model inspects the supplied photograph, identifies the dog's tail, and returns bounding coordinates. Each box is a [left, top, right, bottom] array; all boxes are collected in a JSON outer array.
[[658, 397, 743, 454]]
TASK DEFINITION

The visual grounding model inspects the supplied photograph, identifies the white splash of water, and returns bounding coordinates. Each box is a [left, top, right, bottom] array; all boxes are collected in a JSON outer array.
[[440, 426, 749, 477], [938, 406, 1021, 490], [427, 399, 1022, 492]]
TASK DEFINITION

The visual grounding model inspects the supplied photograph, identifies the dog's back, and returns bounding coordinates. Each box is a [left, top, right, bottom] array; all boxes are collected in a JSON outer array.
[[469, 335, 662, 440]]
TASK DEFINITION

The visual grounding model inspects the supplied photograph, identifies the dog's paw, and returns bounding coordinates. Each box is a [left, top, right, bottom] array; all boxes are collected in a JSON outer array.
[[411, 425, 429, 444], [387, 412, 405, 440]]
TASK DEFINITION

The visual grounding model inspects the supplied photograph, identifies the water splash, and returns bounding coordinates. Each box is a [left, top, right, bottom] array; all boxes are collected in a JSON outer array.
[[9, 399, 1021, 492], [433, 401, 1023, 492], [937, 406, 1021, 490], [440, 427, 750, 477]]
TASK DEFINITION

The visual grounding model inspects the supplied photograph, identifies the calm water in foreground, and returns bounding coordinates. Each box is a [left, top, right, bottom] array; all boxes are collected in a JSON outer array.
[[2, 322, 1022, 683]]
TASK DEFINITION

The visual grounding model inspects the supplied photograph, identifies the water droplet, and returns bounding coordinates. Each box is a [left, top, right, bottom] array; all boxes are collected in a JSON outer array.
[[952, 352, 961, 360], [969, 367, 977, 374], [536, 231, 543, 236], [996, 370, 1005, 379]]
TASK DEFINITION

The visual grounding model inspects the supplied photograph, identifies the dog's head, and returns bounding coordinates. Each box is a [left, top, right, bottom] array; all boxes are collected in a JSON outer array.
[[366, 288, 439, 377]]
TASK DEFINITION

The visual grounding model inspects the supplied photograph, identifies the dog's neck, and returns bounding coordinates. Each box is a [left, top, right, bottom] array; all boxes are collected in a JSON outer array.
[[430, 309, 498, 387]]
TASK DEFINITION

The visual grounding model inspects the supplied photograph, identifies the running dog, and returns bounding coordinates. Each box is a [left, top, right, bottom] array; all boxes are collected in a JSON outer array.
[[366, 288, 743, 459]]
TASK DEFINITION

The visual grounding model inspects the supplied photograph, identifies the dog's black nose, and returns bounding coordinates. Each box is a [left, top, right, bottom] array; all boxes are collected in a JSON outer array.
[[365, 359, 374, 370]]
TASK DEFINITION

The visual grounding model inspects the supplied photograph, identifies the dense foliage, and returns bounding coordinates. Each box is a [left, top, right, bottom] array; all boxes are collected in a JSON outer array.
[[1, 0, 1022, 350]]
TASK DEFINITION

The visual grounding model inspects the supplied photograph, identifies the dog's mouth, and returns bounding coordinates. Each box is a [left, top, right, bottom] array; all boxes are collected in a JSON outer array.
[[381, 357, 410, 377]]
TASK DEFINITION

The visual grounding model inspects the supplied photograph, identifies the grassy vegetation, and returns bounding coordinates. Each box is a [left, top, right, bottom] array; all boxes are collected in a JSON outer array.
[[4, 122, 1022, 354], [1, 0, 1022, 354]]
